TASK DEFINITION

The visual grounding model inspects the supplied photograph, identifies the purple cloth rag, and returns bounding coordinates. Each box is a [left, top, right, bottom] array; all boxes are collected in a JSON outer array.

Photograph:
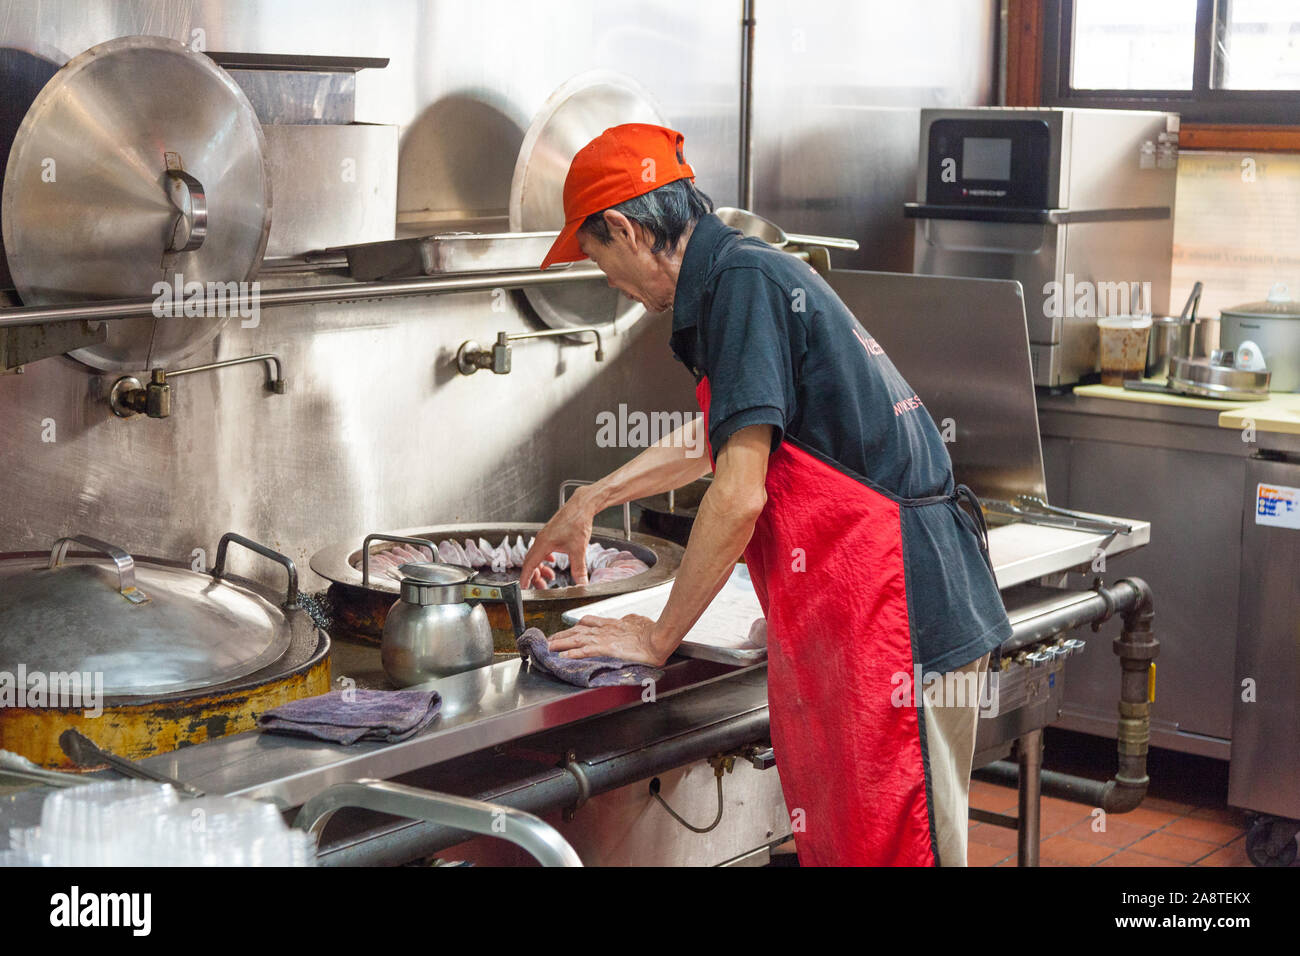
[[256, 689, 441, 745], [517, 627, 664, 688]]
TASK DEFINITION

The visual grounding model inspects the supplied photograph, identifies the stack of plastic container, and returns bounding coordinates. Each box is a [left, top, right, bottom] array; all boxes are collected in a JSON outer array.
[[2, 780, 315, 866]]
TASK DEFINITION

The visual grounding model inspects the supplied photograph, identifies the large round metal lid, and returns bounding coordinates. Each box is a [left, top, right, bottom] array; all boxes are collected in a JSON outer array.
[[1, 35, 272, 371], [0, 539, 292, 697], [509, 71, 666, 330]]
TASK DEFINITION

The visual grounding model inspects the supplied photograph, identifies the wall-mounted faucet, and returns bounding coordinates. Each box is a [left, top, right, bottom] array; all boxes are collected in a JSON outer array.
[[456, 328, 604, 375], [109, 353, 286, 419]]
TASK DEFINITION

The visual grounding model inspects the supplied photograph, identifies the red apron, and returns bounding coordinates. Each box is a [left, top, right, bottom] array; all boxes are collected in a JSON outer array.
[[696, 377, 939, 866]]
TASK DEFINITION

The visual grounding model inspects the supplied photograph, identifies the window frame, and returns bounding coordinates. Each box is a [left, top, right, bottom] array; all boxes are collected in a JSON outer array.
[[1008, 0, 1300, 150]]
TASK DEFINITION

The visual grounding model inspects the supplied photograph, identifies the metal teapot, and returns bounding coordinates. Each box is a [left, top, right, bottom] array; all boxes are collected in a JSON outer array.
[[381, 563, 525, 688]]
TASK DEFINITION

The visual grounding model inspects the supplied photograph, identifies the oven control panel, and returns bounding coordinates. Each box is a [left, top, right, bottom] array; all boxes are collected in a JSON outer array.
[[924, 118, 1051, 209]]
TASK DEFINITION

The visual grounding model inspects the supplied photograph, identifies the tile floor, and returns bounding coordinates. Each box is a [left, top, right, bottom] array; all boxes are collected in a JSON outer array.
[[968, 727, 1282, 867], [968, 781, 1254, 866]]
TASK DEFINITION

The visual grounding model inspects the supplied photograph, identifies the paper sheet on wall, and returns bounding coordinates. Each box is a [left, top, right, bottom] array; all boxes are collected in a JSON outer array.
[[1172, 152, 1300, 319]]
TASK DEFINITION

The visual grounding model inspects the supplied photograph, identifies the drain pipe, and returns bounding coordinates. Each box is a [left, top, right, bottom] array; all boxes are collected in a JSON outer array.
[[738, 0, 756, 209], [979, 577, 1159, 814]]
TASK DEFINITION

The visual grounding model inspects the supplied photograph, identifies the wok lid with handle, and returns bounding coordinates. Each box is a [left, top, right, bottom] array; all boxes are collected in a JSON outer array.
[[1, 35, 272, 371], [509, 70, 666, 330], [0, 532, 299, 697]]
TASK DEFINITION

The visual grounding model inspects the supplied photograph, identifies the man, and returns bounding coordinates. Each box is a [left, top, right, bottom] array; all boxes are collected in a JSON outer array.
[[518, 123, 1011, 866]]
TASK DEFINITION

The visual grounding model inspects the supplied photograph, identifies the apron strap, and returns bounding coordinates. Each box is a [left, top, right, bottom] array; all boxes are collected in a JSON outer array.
[[952, 484, 991, 557], [952, 483, 1003, 672]]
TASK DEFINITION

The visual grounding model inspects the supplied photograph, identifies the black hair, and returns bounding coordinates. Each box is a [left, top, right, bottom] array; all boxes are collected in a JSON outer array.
[[579, 178, 714, 254]]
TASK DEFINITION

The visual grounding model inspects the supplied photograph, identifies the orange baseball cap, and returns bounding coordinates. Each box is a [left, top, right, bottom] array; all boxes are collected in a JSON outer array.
[[539, 123, 696, 269]]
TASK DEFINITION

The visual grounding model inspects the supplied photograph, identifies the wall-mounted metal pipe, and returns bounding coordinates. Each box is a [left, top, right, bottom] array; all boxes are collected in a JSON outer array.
[[738, 0, 756, 210], [0, 265, 609, 331]]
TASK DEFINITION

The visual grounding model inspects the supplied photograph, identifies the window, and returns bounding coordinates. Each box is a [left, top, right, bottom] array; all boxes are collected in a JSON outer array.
[[1216, 0, 1300, 91], [1041, 0, 1300, 124]]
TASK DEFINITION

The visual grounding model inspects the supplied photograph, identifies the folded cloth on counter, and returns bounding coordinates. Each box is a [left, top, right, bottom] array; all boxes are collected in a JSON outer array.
[[256, 689, 442, 745], [517, 627, 664, 688]]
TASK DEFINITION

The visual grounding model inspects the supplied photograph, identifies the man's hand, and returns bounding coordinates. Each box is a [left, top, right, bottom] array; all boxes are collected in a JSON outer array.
[[547, 613, 665, 666], [518, 488, 595, 588]]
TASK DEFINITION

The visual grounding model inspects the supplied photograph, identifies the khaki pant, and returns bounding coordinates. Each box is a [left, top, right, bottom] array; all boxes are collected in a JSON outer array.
[[920, 652, 991, 867]]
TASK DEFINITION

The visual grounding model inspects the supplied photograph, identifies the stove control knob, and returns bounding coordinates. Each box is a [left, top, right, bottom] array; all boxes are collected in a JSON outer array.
[[1025, 649, 1053, 668]]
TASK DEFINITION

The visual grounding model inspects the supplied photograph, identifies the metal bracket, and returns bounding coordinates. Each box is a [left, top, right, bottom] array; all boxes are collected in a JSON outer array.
[[561, 750, 591, 822]]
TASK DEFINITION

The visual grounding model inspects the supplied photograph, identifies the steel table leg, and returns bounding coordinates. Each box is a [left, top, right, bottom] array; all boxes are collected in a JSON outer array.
[[1017, 728, 1043, 867]]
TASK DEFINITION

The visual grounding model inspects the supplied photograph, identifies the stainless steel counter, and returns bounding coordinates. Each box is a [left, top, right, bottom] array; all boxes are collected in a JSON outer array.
[[138, 655, 738, 807]]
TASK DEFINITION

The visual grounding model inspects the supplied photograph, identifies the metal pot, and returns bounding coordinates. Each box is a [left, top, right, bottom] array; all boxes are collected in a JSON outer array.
[[381, 563, 524, 687], [0, 532, 330, 768], [1220, 283, 1300, 392], [1146, 282, 1202, 379]]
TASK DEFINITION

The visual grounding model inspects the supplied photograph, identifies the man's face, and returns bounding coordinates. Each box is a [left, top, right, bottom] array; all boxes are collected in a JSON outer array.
[[577, 212, 678, 314]]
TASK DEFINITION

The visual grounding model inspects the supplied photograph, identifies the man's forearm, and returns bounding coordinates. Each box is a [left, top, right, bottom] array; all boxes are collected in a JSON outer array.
[[579, 416, 711, 514], [648, 488, 760, 658], [646, 424, 770, 658]]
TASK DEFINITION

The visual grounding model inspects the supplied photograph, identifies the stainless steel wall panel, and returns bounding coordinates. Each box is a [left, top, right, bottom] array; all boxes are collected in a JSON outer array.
[[263, 124, 399, 257], [750, 0, 997, 272]]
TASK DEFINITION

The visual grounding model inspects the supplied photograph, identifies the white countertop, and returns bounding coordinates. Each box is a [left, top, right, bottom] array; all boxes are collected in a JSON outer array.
[[988, 514, 1150, 589]]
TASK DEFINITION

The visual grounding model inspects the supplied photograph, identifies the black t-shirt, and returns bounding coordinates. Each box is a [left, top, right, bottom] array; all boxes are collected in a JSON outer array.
[[670, 213, 1010, 673]]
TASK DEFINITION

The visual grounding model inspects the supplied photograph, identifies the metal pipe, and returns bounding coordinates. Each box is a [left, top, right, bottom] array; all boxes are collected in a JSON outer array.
[[295, 778, 583, 867], [167, 352, 284, 389], [1002, 594, 1113, 654], [501, 326, 604, 361], [315, 706, 770, 866], [1016, 729, 1042, 867], [0, 264, 608, 330], [738, 0, 756, 210], [978, 578, 1159, 818]]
